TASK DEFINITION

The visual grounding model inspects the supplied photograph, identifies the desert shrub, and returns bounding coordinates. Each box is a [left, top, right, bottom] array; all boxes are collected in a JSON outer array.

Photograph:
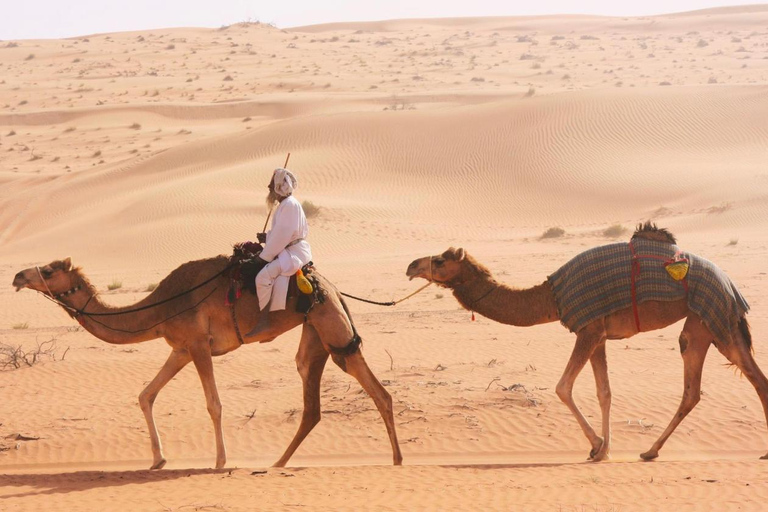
[[541, 227, 565, 239], [302, 200, 321, 218], [603, 224, 627, 238], [107, 279, 122, 291]]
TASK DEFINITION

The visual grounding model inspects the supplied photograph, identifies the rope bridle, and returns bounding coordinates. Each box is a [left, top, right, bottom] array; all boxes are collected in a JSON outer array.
[[31, 263, 231, 333]]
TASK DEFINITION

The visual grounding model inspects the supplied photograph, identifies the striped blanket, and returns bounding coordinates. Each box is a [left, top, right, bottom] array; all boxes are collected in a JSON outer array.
[[547, 238, 749, 344]]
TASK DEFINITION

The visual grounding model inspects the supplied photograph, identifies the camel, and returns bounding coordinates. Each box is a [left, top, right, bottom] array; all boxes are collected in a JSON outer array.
[[406, 224, 768, 462], [12, 255, 402, 469]]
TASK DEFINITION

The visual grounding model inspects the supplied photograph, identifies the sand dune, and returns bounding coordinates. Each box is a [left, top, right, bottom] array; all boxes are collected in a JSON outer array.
[[2, 6, 768, 511]]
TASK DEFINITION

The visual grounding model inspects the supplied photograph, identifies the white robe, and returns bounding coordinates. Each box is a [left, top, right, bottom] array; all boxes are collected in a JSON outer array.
[[257, 195, 312, 311]]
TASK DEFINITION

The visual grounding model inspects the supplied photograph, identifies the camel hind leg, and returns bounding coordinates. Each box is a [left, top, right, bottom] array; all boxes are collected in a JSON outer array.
[[712, 317, 768, 459], [273, 324, 330, 467], [139, 348, 192, 470], [641, 315, 711, 460], [332, 349, 403, 465]]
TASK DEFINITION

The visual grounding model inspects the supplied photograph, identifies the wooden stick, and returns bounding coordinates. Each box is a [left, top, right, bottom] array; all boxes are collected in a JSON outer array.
[[261, 152, 291, 233]]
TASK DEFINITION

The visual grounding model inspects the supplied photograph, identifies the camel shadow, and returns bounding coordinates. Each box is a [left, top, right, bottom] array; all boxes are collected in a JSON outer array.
[[0, 467, 231, 499]]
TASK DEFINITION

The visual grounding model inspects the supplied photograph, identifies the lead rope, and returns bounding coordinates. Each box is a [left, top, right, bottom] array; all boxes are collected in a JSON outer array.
[[340, 256, 433, 306]]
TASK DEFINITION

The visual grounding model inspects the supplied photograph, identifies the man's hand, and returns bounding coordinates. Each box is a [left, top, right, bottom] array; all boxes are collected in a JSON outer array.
[[255, 254, 268, 266], [257, 232, 267, 243]]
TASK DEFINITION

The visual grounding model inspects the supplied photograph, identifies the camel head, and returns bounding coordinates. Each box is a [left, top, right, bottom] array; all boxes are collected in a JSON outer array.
[[406, 247, 468, 286], [13, 258, 74, 294]]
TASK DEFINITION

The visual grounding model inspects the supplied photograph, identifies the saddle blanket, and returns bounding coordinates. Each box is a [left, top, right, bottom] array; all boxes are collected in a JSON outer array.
[[547, 238, 749, 344]]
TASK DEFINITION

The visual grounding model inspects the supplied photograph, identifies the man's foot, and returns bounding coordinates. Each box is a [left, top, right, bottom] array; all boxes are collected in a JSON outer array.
[[246, 308, 271, 337]]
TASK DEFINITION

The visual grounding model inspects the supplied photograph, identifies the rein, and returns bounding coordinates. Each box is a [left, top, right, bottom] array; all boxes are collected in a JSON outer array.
[[340, 257, 433, 306], [35, 263, 234, 318]]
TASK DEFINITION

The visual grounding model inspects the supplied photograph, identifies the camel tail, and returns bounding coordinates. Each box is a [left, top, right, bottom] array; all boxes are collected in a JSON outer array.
[[739, 316, 753, 354]]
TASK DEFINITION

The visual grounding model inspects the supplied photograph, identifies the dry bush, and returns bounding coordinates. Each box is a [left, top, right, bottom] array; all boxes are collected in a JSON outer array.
[[145, 283, 158, 292], [12, 322, 29, 330], [302, 200, 321, 218], [603, 224, 627, 238], [541, 227, 565, 239], [1, 339, 63, 371], [107, 279, 123, 291], [728, 238, 739, 246], [24, 53, 35, 60], [129, 122, 141, 130]]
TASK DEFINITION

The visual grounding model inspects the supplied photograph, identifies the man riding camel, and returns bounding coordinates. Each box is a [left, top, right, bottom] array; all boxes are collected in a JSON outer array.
[[246, 167, 312, 337]]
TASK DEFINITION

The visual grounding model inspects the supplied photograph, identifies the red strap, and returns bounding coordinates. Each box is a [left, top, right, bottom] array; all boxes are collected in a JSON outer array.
[[629, 241, 641, 332]]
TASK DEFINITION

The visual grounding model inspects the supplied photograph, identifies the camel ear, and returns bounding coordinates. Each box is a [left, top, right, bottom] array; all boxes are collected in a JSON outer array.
[[62, 257, 72, 271], [455, 248, 466, 261]]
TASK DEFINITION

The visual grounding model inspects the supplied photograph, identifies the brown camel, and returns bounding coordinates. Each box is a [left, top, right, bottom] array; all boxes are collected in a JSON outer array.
[[12, 256, 402, 469], [406, 226, 768, 462]]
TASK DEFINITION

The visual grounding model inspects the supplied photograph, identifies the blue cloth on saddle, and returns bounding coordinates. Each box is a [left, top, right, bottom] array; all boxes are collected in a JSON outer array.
[[547, 238, 749, 344]]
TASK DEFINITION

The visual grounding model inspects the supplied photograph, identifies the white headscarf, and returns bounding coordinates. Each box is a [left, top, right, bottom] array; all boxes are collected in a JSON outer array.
[[272, 168, 297, 197]]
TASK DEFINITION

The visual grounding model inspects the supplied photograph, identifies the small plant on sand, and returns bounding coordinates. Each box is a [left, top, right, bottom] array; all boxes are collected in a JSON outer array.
[[92, 150, 102, 158], [1, 339, 63, 370], [302, 200, 321, 218], [129, 122, 141, 130], [541, 227, 566, 239], [145, 283, 158, 292], [107, 279, 123, 291], [603, 224, 627, 238], [728, 238, 739, 246], [12, 322, 29, 330], [24, 53, 35, 61]]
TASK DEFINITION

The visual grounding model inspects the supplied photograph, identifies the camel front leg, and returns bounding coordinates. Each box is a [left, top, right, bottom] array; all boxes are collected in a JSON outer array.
[[555, 324, 605, 458], [273, 325, 330, 468], [332, 350, 403, 465], [589, 341, 612, 461], [641, 317, 710, 460], [139, 348, 192, 470], [189, 340, 227, 469]]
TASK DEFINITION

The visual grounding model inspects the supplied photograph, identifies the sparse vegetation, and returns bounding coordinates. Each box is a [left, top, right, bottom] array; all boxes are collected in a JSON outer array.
[[107, 279, 123, 291], [129, 122, 141, 130], [302, 200, 321, 218], [12, 322, 29, 330], [145, 283, 158, 292], [24, 53, 35, 61], [728, 238, 739, 246], [92, 150, 102, 158], [696, 39, 709, 48], [541, 227, 566, 239], [1, 339, 64, 371], [707, 202, 733, 214], [603, 224, 627, 238]]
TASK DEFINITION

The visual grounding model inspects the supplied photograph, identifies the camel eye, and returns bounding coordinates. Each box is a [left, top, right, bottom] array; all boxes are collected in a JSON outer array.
[[41, 268, 53, 278], [434, 258, 445, 267]]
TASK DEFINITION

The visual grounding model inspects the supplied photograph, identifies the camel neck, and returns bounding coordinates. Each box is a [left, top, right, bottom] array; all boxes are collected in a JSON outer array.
[[452, 274, 559, 327], [59, 272, 162, 344]]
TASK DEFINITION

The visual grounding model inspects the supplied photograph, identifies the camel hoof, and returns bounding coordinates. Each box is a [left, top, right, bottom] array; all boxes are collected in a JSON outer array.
[[272, 460, 287, 468], [215, 460, 226, 470], [150, 459, 167, 470], [590, 451, 610, 462], [640, 451, 658, 461], [588, 438, 604, 460]]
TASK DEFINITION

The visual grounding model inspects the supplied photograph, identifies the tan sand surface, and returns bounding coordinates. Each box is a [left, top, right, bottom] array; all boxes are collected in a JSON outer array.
[[2, 5, 768, 511]]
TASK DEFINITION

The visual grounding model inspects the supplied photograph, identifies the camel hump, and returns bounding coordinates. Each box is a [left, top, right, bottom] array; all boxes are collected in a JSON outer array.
[[631, 221, 677, 244]]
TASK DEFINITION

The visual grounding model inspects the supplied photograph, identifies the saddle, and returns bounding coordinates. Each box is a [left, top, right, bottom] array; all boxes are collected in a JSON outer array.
[[226, 241, 319, 314]]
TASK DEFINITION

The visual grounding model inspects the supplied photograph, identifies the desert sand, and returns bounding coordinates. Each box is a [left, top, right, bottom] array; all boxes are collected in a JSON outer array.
[[2, 5, 768, 511]]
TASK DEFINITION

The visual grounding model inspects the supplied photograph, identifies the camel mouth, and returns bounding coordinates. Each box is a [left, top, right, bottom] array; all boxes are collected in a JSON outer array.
[[12, 276, 27, 292]]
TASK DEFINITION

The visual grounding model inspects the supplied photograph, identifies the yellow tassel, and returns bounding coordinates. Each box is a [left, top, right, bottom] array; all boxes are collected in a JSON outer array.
[[296, 269, 313, 294], [665, 261, 689, 281]]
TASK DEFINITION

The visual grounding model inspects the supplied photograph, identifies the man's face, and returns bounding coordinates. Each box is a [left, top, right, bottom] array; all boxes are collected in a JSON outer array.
[[265, 178, 280, 208]]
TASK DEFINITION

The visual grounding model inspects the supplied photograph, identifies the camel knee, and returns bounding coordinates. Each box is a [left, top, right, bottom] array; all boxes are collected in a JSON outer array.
[[596, 387, 611, 404], [139, 390, 156, 412], [556, 380, 572, 403], [207, 399, 222, 419]]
